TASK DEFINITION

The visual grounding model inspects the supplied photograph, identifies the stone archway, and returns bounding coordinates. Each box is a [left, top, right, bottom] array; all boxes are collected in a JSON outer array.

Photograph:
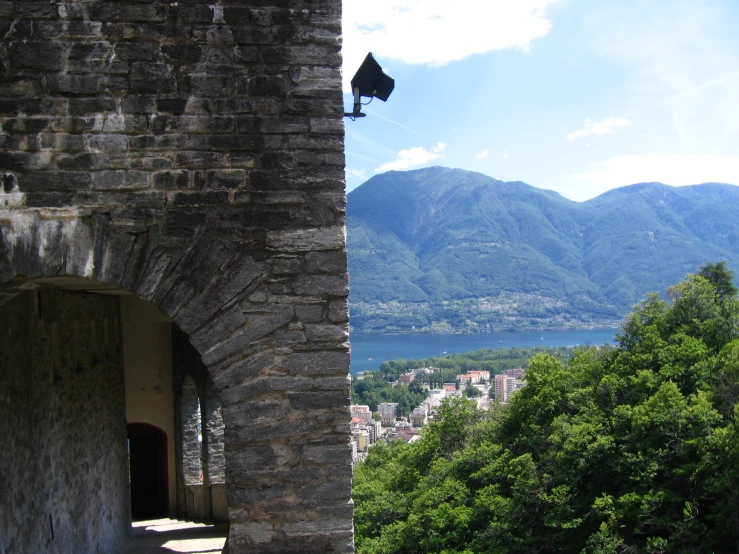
[[0, 207, 353, 553], [0, 0, 352, 549]]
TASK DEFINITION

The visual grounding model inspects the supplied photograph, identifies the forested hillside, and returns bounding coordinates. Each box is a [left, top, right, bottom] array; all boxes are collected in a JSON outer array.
[[347, 167, 739, 333], [354, 264, 739, 553]]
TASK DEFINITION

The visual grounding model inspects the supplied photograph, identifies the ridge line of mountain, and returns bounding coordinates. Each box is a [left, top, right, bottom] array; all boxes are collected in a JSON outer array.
[[347, 166, 739, 334]]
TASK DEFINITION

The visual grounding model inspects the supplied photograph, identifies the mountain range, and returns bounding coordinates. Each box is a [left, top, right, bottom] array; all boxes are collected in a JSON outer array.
[[347, 167, 739, 334]]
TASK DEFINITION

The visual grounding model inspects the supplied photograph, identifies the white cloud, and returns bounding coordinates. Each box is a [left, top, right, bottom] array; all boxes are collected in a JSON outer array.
[[566, 117, 632, 141], [376, 142, 447, 172], [564, 153, 739, 201], [476, 148, 489, 159], [346, 167, 368, 182], [342, 0, 560, 91]]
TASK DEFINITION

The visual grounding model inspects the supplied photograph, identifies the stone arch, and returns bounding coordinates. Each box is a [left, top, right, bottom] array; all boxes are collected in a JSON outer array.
[[0, 205, 353, 553], [0, 0, 352, 549]]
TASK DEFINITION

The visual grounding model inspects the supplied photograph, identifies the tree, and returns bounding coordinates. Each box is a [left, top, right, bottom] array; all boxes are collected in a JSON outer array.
[[698, 260, 738, 300], [354, 265, 739, 553]]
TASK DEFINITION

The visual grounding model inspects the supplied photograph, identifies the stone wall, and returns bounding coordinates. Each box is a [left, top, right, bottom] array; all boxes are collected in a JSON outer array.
[[0, 287, 129, 554], [0, 0, 353, 552]]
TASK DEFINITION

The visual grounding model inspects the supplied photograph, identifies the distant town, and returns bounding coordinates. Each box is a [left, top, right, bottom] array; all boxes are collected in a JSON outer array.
[[349, 367, 527, 463], [350, 292, 621, 335]]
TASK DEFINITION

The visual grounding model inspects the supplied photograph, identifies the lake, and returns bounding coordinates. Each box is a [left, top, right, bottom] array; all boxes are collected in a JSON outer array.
[[349, 328, 617, 374]]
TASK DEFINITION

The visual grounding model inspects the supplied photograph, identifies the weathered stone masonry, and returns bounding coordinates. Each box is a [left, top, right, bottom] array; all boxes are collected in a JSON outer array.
[[0, 288, 129, 554], [0, 1, 352, 553]]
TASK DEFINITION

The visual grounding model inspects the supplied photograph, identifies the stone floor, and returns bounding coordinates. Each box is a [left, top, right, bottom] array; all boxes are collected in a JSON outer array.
[[123, 519, 228, 554]]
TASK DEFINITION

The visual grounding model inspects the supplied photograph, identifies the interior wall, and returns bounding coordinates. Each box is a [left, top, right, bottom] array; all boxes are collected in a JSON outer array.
[[121, 295, 176, 517], [0, 287, 129, 554]]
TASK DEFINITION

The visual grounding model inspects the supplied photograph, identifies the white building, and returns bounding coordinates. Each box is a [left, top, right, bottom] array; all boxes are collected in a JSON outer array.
[[352, 428, 370, 452], [494, 371, 525, 403], [350, 404, 372, 423], [377, 402, 399, 426], [410, 406, 428, 427], [367, 419, 383, 444]]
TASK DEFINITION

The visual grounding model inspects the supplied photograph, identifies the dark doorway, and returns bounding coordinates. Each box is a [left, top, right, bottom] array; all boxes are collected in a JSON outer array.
[[128, 423, 168, 520]]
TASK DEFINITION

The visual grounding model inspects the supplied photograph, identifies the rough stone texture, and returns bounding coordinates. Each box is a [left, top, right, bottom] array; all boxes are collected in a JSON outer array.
[[0, 288, 129, 554], [0, 1, 352, 550], [181, 376, 202, 486], [205, 379, 227, 484]]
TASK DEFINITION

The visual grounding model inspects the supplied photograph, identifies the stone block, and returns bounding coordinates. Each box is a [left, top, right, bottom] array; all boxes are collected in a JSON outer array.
[[295, 304, 324, 323], [167, 116, 235, 133], [114, 41, 158, 61], [209, 350, 283, 391], [57, 3, 89, 20], [289, 352, 349, 376], [328, 299, 348, 323], [296, 478, 352, 503], [130, 62, 177, 93], [161, 44, 203, 63], [156, 97, 188, 114], [265, 227, 345, 252], [68, 98, 116, 116], [229, 522, 275, 547], [288, 391, 349, 411], [89, 134, 129, 152], [93, 170, 150, 190], [282, 518, 354, 537], [174, 151, 229, 168], [226, 418, 311, 444], [304, 250, 346, 274], [220, 377, 273, 408], [35, 20, 103, 39], [8, 42, 65, 71], [121, 97, 157, 114], [302, 444, 352, 464], [202, 304, 294, 366], [19, 171, 92, 192], [293, 275, 348, 296], [304, 324, 347, 343], [153, 170, 189, 189], [271, 257, 301, 275], [224, 400, 287, 427], [0, 152, 50, 171], [94, 4, 167, 22], [49, 74, 102, 94], [229, 484, 285, 504], [242, 75, 288, 97], [269, 376, 314, 392]]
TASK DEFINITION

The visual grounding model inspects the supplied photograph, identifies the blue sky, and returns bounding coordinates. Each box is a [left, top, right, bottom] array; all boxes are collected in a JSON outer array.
[[342, 0, 739, 201]]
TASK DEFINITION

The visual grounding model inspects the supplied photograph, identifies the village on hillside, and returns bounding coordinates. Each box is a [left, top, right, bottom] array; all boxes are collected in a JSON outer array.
[[349, 367, 527, 463]]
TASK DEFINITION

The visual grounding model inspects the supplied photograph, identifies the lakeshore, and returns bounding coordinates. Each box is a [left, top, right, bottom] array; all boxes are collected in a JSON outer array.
[[349, 328, 617, 374]]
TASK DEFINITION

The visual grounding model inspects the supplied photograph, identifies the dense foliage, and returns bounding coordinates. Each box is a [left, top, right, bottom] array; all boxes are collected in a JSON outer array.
[[352, 346, 578, 414], [354, 267, 739, 553], [348, 167, 739, 333]]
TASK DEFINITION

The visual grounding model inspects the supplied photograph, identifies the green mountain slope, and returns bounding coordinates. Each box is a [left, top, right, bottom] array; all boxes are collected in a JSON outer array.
[[347, 167, 739, 333]]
